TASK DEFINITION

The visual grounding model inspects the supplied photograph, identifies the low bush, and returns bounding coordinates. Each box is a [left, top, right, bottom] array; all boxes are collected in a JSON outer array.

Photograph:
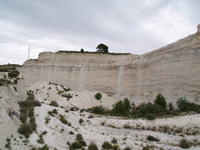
[[112, 144, 119, 150], [49, 101, 59, 107], [59, 115, 69, 125], [76, 133, 83, 141], [111, 138, 117, 144], [102, 141, 112, 149], [146, 135, 160, 142], [145, 113, 156, 120], [71, 141, 82, 149], [95, 93, 102, 100], [18, 123, 33, 138], [179, 139, 190, 149], [88, 142, 98, 150], [89, 106, 105, 115]]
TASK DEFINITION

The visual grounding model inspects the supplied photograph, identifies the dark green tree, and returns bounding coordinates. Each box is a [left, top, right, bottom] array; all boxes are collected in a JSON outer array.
[[96, 43, 109, 53], [154, 93, 167, 109]]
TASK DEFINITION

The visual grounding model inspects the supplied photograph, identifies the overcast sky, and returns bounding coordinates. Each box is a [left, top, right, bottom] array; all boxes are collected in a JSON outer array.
[[0, 0, 199, 65]]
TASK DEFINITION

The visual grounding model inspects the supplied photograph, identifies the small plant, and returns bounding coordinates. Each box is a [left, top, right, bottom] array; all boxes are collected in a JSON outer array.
[[179, 139, 190, 149], [76, 133, 83, 141], [59, 115, 69, 125], [18, 123, 33, 138], [146, 135, 160, 142], [79, 119, 84, 125], [71, 141, 82, 149], [38, 145, 50, 150], [69, 131, 74, 135], [111, 138, 117, 144], [112, 144, 119, 150], [52, 109, 58, 114], [49, 101, 59, 107], [95, 93, 102, 100], [145, 113, 156, 120], [88, 142, 98, 150], [102, 141, 112, 149], [124, 147, 131, 150]]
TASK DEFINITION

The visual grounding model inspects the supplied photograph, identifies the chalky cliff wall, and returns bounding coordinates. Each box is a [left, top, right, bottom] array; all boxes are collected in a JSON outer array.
[[19, 27, 200, 104]]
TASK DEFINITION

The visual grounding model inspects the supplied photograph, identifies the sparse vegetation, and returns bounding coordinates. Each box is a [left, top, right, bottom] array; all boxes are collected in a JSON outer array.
[[49, 101, 59, 107], [88, 142, 98, 150], [146, 135, 160, 142], [179, 139, 190, 149], [18, 91, 41, 137], [102, 141, 112, 149]]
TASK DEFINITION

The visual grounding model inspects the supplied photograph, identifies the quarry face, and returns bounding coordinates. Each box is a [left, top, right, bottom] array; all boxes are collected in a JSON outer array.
[[19, 28, 200, 104]]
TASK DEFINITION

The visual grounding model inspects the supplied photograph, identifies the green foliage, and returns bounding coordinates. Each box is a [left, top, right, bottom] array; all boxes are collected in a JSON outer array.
[[154, 93, 167, 109], [0, 79, 11, 86], [102, 141, 112, 149], [81, 48, 84, 53], [8, 70, 20, 78], [111, 138, 117, 144], [59, 115, 69, 125], [52, 109, 58, 114], [38, 145, 49, 150], [179, 139, 190, 149], [96, 43, 109, 53], [61, 93, 72, 100], [142, 147, 150, 150], [146, 135, 160, 142], [71, 141, 82, 149], [89, 106, 106, 115], [95, 93, 102, 100], [144, 113, 156, 120], [18, 123, 33, 138], [112, 98, 132, 116], [112, 144, 119, 150], [76, 133, 83, 141], [49, 101, 59, 107], [177, 97, 200, 112], [79, 118, 84, 124], [88, 142, 98, 150]]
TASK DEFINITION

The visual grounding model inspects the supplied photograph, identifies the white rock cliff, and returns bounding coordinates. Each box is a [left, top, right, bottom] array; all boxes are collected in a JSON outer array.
[[19, 26, 200, 104]]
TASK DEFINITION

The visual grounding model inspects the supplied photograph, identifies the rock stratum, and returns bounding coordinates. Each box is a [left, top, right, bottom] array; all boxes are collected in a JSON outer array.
[[19, 26, 200, 104]]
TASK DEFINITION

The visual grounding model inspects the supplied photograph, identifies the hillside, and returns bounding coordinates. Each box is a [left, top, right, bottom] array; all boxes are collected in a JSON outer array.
[[19, 26, 200, 104]]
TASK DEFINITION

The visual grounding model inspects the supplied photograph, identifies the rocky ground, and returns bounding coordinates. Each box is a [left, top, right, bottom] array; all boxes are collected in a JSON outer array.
[[1, 81, 200, 150]]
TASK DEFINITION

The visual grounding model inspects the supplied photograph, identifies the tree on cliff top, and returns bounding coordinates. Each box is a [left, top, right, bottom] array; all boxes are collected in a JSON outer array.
[[96, 43, 109, 53]]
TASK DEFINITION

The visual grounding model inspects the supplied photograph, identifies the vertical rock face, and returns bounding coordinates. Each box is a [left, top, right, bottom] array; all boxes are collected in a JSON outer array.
[[19, 26, 200, 104]]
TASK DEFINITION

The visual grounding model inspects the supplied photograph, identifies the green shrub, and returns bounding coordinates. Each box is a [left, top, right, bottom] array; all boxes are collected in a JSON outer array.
[[52, 109, 58, 114], [102, 141, 112, 149], [18, 123, 33, 138], [49, 101, 59, 107], [142, 147, 150, 150], [88, 142, 98, 150], [71, 141, 82, 149], [59, 115, 68, 125], [112, 98, 131, 116], [79, 119, 84, 125], [76, 133, 83, 141], [145, 113, 156, 120], [112, 144, 119, 150], [154, 93, 167, 109], [8, 70, 20, 78], [89, 106, 105, 114], [146, 135, 160, 142], [177, 97, 200, 112], [95, 93, 102, 100], [179, 139, 190, 149], [111, 138, 117, 144], [79, 140, 87, 146]]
